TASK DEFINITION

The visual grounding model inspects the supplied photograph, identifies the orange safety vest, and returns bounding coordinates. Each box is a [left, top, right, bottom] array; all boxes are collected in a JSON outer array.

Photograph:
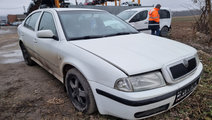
[[149, 8, 160, 23]]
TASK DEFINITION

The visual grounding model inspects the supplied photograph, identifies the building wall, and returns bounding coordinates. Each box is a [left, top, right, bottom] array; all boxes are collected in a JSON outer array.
[[7, 14, 26, 24], [16, 14, 26, 21], [7, 15, 17, 24]]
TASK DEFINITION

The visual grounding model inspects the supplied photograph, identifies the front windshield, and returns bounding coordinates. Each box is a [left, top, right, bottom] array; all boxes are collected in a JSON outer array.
[[117, 10, 137, 21], [58, 10, 138, 40]]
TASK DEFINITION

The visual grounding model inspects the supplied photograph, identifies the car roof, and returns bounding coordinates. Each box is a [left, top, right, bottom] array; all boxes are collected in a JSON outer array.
[[55, 8, 105, 12], [125, 7, 153, 11], [124, 7, 171, 12], [35, 8, 105, 12]]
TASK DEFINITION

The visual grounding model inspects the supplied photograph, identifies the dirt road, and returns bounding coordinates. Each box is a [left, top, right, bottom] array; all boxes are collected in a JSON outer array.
[[0, 27, 111, 120], [0, 21, 211, 120]]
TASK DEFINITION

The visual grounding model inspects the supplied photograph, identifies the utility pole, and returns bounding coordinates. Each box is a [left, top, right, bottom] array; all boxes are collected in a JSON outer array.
[[23, 6, 26, 13], [75, 0, 78, 5]]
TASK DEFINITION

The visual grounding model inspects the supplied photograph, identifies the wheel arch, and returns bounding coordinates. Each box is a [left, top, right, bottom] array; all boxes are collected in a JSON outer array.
[[162, 25, 169, 30], [160, 26, 170, 37], [62, 64, 75, 83], [62, 63, 89, 85], [19, 40, 24, 48]]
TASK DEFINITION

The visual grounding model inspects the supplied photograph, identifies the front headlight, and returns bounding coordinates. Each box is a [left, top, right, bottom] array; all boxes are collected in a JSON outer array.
[[114, 71, 166, 92]]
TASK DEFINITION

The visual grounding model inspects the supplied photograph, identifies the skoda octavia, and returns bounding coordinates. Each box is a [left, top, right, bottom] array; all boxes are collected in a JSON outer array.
[[18, 8, 203, 119]]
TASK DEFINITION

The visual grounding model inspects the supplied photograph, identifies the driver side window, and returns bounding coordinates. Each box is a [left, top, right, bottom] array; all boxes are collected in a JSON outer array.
[[130, 10, 148, 22], [38, 12, 58, 37]]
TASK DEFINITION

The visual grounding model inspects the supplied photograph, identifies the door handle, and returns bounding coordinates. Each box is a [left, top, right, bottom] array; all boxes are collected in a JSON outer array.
[[33, 38, 37, 43], [144, 22, 148, 24]]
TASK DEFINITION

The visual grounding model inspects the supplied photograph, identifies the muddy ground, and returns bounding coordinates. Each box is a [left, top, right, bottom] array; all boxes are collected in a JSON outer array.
[[0, 19, 212, 120]]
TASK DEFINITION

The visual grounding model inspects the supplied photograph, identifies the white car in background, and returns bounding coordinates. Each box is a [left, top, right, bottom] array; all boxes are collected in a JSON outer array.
[[18, 8, 202, 119], [12, 21, 22, 26], [117, 7, 172, 37]]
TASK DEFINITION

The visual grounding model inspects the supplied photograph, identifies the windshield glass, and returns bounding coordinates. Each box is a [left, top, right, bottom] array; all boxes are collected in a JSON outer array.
[[58, 10, 138, 41], [117, 10, 137, 21]]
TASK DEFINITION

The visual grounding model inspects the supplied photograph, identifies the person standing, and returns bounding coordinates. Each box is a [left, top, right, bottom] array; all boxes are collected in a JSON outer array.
[[148, 4, 161, 36]]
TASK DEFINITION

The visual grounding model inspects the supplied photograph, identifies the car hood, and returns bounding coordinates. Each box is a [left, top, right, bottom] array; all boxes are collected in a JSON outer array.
[[71, 33, 196, 75]]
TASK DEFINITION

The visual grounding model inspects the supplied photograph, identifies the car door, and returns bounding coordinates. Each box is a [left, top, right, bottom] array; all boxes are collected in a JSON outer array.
[[159, 9, 171, 30], [34, 11, 60, 73], [21, 12, 41, 57], [129, 10, 148, 31]]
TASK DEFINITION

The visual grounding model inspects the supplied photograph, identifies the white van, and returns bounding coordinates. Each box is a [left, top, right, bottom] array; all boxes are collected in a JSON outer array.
[[117, 7, 172, 36]]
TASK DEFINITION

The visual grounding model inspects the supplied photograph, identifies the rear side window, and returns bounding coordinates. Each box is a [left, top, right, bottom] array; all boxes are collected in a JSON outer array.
[[117, 11, 137, 21], [159, 10, 170, 19], [24, 12, 41, 31], [38, 12, 57, 36], [130, 10, 148, 22]]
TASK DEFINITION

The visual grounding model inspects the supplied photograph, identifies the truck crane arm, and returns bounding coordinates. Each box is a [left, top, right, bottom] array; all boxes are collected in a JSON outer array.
[[27, 0, 63, 15]]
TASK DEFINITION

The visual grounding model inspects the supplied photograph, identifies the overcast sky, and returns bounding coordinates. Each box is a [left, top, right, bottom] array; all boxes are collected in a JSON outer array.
[[0, 0, 199, 16]]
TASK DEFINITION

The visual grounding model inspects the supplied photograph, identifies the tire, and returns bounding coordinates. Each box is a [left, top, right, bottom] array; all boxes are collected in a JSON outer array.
[[160, 26, 169, 37], [65, 68, 97, 114], [20, 43, 35, 66]]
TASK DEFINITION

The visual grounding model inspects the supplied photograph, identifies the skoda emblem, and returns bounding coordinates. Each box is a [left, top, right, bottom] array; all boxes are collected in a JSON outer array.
[[183, 59, 189, 68]]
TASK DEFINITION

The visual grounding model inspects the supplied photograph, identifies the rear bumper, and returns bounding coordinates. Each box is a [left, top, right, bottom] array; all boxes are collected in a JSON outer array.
[[89, 63, 203, 119]]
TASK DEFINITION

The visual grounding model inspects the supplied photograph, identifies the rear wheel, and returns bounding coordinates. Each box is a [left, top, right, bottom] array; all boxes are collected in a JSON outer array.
[[160, 26, 169, 37], [20, 43, 35, 66], [65, 68, 97, 114]]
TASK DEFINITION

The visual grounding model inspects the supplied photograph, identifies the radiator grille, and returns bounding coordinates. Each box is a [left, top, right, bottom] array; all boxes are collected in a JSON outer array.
[[170, 58, 196, 79]]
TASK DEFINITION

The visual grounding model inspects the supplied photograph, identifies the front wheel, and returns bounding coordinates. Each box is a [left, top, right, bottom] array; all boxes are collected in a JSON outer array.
[[160, 26, 169, 37], [65, 68, 97, 114]]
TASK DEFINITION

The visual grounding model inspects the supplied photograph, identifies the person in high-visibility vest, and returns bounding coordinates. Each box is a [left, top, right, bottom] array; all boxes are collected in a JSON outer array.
[[148, 4, 161, 36]]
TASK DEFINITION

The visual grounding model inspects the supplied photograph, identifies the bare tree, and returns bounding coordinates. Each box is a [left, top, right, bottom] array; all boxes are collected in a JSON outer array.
[[207, 0, 212, 40], [193, 0, 212, 44]]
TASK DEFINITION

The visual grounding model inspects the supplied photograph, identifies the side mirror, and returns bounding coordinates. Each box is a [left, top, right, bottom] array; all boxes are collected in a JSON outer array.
[[36, 30, 58, 40]]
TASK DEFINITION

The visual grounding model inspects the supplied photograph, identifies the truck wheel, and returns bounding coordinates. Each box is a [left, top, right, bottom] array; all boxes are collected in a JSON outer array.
[[20, 43, 35, 66], [160, 26, 169, 37], [65, 68, 97, 114]]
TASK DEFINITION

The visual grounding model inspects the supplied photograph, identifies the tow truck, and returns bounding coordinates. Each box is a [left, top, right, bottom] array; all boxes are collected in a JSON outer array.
[[27, 0, 142, 14], [27, 0, 70, 14]]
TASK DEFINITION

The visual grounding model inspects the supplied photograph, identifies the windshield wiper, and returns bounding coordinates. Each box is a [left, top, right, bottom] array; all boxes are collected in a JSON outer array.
[[69, 35, 104, 40], [69, 32, 139, 40], [104, 32, 138, 37]]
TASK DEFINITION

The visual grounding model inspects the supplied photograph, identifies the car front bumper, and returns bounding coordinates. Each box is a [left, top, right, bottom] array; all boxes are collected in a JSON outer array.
[[89, 63, 203, 119]]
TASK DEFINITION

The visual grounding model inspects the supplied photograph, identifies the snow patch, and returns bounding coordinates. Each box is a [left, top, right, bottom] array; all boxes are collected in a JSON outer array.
[[0, 48, 24, 64], [1, 43, 17, 49]]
